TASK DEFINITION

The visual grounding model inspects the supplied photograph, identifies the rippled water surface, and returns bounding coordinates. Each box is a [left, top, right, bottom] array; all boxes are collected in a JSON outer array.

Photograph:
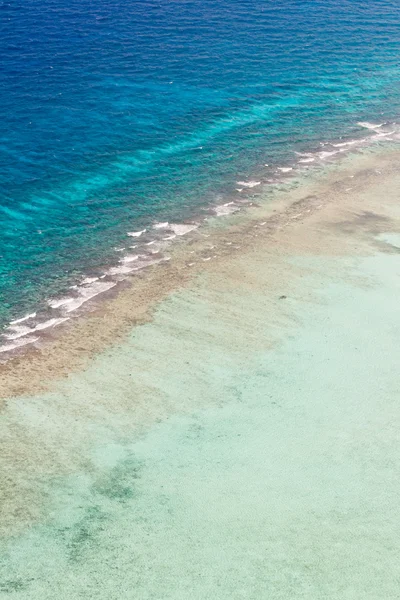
[[1, 0, 400, 329]]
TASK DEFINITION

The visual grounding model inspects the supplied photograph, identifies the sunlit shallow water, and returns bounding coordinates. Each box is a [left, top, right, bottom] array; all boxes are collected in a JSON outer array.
[[1, 148, 400, 596], [2, 249, 400, 598]]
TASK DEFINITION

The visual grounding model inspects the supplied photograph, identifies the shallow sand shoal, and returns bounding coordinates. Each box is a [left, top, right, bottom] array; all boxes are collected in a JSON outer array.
[[0, 146, 397, 400], [1, 148, 400, 598]]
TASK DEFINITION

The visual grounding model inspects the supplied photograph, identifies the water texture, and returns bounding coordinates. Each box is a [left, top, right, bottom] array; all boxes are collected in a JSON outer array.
[[1, 0, 400, 326], [2, 215, 400, 598], [1, 145, 400, 597]]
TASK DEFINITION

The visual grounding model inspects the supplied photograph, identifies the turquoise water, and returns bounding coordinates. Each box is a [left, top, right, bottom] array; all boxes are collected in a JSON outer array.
[[2, 197, 400, 597], [1, 0, 400, 329]]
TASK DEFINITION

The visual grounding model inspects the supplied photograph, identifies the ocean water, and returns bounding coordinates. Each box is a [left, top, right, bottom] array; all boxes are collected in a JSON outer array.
[[1, 0, 400, 335]]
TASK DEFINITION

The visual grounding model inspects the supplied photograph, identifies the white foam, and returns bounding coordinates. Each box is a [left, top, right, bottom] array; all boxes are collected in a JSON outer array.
[[107, 255, 170, 276], [9, 312, 37, 326], [372, 130, 396, 139], [299, 158, 315, 163], [81, 277, 99, 285], [214, 202, 239, 217], [0, 336, 39, 354], [277, 167, 293, 173], [153, 222, 169, 230], [5, 317, 70, 339], [319, 150, 341, 160], [169, 223, 198, 236], [332, 139, 360, 148], [127, 229, 146, 238], [106, 265, 135, 276], [236, 180, 261, 188], [48, 297, 70, 309], [121, 254, 139, 264], [358, 122, 385, 130], [34, 317, 69, 332], [146, 241, 167, 253], [49, 281, 116, 313], [130, 256, 170, 271], [4, 325, 32, 340]]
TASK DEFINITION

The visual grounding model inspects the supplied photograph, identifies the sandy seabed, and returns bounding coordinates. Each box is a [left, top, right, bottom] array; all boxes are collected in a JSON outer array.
[[1, 147, 400, 598]]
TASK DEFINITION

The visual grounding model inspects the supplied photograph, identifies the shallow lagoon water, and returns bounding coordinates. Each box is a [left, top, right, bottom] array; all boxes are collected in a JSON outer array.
[[1, 150, 400, 597], [2, 257, 400, 598]]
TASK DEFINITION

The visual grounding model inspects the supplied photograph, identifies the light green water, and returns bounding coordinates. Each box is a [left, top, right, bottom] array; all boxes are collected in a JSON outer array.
[[1, 241, 400, 597]]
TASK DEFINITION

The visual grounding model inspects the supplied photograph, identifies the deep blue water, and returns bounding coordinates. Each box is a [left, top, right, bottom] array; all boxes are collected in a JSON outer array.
[[1, 0, 400, 330]]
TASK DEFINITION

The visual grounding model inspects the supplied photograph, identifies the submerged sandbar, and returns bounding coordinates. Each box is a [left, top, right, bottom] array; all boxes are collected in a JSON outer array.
[[1, 147, 400, 597]]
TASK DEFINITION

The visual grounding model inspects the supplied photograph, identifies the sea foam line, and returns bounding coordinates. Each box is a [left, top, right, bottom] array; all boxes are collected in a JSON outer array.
[[2, 121, 400, 357]]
